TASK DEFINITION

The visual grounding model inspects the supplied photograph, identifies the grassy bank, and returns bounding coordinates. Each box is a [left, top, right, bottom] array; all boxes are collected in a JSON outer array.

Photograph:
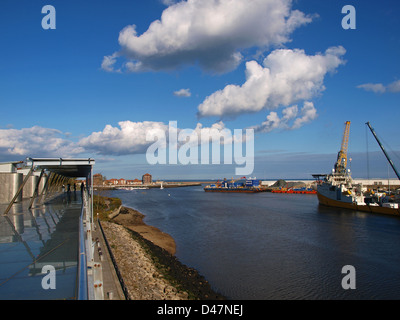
[[93, 194, 122, 221]]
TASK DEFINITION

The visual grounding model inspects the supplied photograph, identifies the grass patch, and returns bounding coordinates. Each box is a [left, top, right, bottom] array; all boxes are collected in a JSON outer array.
[[93, 194, 122, 221]]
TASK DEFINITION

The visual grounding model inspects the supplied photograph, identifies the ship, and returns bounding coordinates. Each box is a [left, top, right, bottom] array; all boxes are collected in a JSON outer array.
[[204, 177, 266, 193], [313, 121, 400, 216], [271, 187, 316, 194]]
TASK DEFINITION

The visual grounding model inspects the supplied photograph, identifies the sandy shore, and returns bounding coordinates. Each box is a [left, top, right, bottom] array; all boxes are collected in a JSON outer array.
[[102, 206, 224, 300], [112, 206, 177, 255]]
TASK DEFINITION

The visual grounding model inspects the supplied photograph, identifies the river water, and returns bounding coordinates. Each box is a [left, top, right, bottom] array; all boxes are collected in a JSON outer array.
[[108, 186, 400, 300]]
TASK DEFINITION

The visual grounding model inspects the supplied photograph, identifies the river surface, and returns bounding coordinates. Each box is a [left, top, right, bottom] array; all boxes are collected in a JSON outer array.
[[108, 186, 400, 300]]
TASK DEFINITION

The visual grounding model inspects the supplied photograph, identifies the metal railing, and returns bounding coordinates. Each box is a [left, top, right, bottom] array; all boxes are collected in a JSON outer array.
[[77, 201, 88, 300]]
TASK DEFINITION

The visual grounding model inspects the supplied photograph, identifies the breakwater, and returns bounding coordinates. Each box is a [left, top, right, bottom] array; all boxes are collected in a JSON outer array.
[[94, 181, 201, 190]]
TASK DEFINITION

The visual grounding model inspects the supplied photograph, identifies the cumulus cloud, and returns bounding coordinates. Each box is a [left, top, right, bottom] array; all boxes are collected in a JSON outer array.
[[101, 53, 120, 72], [191, 121, 250, 145], [251, 101, 317, 133], [0, 126, 83, 159], [160, 0, 179, 6], [357, 83, 386, 94], [79, 121, 170, 156], [102, 0, 313, 73], [77, 120, 253, 157], [173, 88, 191, 97], [357, 80, 400, 94], [197, 46, 346, 118]]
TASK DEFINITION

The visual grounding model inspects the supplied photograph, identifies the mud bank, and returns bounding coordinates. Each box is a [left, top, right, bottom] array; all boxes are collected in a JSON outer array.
[[101, 206, 224, 300]]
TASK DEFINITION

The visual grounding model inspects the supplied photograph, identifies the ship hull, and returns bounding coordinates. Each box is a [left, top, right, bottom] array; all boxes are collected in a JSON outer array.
[[271, 190, 316, 194], [204, 188, 264, 193], [317, 192, 400, 216]]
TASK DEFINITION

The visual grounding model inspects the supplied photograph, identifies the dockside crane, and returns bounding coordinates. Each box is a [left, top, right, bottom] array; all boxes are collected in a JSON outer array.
[[366, 122, 400, 181], [334, 121, 351, 174]]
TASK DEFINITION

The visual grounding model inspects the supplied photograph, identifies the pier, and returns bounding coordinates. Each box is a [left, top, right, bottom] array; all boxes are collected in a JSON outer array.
[[0, 158, 125, 300]]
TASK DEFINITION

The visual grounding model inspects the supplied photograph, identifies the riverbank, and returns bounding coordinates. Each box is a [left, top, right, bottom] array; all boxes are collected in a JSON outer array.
[[101, 204, 224, 300], [113, 206, 176, 255]]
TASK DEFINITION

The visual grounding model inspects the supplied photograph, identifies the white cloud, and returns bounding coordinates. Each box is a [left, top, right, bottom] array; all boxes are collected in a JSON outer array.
[[101, 53, 121, 73], [173, 88, 192, 97], [78, 120, 252, 156], [388, 80, 400, 93], [0, 126, 83, 159], [79, 121, 169, 156], [251, 101, 317, 133], [292, 101, 318, 129], [160, 0, 179, 6], [103, 0, 313, 73], [357, 83, 386, 94], [192, 121, 249, 145], [357, 80, 400, 94], [197, 46, 346, 118]]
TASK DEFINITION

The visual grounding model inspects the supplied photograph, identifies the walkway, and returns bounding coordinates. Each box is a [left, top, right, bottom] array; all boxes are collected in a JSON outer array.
[[0, 191, 124, 300]]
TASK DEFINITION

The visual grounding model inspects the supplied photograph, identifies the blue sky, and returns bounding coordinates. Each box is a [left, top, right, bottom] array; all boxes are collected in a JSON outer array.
[[0, 0, 399, 180]]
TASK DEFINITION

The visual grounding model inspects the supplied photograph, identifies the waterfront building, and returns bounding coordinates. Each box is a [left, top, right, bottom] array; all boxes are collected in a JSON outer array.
[[142, 173, 152, 184], [93, 173, 103, 186], [127, 179, 142, 185], [108, 179, 119, 185]]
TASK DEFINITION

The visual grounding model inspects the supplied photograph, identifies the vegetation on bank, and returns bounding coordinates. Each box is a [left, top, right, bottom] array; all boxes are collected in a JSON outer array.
[[93, 194, 122, 221]]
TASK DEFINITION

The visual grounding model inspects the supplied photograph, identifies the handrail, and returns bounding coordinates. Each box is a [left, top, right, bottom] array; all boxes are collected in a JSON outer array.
[[77, 202, 88, 300]]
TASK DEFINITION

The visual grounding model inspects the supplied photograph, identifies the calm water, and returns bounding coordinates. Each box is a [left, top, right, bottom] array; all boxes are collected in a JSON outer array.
[[108, 186, 400, 300]]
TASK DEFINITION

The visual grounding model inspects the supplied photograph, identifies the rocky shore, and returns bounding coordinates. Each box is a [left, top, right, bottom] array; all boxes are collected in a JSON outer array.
[[101, 206, 224, 300]]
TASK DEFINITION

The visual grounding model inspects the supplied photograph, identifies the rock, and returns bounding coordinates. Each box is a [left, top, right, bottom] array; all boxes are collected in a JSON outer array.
[[101, 221, 224, 300]]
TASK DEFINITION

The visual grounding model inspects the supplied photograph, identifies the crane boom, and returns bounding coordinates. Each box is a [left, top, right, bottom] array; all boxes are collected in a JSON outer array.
[[334, 121, 351, 174], [366, 122, 400, 181]]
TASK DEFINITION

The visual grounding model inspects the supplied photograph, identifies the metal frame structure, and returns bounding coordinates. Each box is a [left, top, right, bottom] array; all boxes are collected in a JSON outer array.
[[2, 157, 99, 300], [334, 121, 351, 174]]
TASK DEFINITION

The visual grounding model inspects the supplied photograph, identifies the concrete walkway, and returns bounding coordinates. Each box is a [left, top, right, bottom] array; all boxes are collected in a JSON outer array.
[[92, 218, 126, 300]]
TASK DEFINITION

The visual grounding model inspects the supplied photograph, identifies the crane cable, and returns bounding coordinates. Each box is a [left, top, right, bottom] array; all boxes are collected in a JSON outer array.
[[366, 125, 370, 182]]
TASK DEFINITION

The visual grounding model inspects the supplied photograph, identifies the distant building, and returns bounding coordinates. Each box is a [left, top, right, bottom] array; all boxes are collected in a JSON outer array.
[[142, 173, 152, 184], [118, 178, 126, 185], [108, 179, 119, 185], [93, 173, 103, 186], [104, 180, 113, 186], [127, 179, 141, 185]]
